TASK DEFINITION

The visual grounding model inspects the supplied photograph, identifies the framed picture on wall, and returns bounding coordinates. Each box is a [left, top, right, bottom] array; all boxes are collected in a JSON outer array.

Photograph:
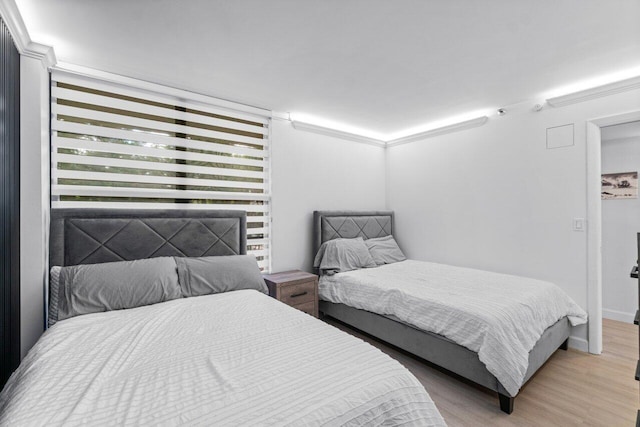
[[601, 171, 638, 200]]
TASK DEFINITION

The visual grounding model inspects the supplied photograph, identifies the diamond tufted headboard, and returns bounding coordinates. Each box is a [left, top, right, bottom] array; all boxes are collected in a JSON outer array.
[[313, 210, 394, 257], [50, 209, 247, 267]]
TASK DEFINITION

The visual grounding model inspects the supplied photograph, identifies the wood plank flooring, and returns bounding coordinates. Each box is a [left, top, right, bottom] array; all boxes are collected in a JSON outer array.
[[324, 318, 637, 426]]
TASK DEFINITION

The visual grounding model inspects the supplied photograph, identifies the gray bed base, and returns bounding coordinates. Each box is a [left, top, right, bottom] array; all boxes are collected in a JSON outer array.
[[313, 210, 571, 414], [321, 301, 570, 414]]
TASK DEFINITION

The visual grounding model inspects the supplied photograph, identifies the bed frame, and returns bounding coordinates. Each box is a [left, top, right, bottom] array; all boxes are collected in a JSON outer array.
[[50, 208, 247, 267], [48, 208, 247, 325], [313, 210, 571, 414]]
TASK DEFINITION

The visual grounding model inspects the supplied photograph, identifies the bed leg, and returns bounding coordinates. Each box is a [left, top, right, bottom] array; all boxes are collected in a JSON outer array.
[[498, 394, 514, 414], [560, 338, 569, 351]]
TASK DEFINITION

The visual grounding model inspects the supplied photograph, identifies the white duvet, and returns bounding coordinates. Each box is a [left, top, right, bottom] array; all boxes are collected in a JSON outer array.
[[0, 289, 445, 426], [319, 260, 588, 397]]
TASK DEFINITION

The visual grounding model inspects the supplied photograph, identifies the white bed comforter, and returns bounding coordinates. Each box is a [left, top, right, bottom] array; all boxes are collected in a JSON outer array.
[[319, 260, 588, 397], [0, 289, 445, 426]]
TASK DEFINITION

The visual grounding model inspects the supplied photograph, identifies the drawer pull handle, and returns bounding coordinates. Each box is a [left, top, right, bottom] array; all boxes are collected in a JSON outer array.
[[290, 291, 308, 298]]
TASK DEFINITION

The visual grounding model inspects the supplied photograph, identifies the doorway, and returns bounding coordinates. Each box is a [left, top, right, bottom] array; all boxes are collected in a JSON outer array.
[[587, 111, 640, 354], [600, 121, 640, 330]]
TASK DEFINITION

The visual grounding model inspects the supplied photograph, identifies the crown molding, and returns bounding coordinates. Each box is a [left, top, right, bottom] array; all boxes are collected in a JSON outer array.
[[22, 40, 56, 67], [0, 0, 56, 67], [291, 116, 490, 148], [54, 62, 271, 119], [546, 75, 640, 108], [385, 116, 489, 147], [590, 110, 640, 128], [291, 120, 386, 147], [272, 111, 291, 121]]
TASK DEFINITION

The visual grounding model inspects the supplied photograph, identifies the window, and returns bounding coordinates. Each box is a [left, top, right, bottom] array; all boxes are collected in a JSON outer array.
[[51, 70, 271, 270]]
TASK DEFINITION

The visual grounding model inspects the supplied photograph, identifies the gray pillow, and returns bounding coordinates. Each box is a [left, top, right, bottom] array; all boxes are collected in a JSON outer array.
[[175, 255, 267, 297], [48, 266, 62, 327], [313, 237, 377, 276], [365, 235, 407, 265], [57, 257, 181, 322]]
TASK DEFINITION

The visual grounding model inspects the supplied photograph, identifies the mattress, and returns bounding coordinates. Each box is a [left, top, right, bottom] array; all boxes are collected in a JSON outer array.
[[0, 289, 445, 426], [319, 260, 588, 397]]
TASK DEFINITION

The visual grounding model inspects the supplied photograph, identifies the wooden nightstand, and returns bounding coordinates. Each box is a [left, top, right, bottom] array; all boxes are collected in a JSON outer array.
[[263, 270, 319, 318]]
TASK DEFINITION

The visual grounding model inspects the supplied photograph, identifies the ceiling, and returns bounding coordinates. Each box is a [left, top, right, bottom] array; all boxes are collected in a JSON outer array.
[[15, 0, 640, 135]]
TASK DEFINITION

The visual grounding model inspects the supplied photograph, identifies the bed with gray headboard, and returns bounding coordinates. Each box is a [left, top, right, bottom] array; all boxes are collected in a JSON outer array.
[[0, 209, 446, 426], [47, 208, 247, 326], [314, 210, 576, 415]]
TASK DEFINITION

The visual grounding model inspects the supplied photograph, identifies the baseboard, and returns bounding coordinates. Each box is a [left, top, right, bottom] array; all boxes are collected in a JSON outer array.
[[602, 308, 635, 324], [568, 336, 589, 353]]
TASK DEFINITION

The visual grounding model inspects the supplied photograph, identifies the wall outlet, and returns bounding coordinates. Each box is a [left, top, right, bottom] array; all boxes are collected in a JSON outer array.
[[573, 218, 586, 231]]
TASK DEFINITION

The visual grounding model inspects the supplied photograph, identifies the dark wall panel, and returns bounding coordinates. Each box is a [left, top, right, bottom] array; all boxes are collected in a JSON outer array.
[[0, 15, 20, 387]]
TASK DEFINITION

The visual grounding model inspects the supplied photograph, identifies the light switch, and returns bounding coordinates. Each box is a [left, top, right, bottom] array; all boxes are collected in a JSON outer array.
[[573, 218, 585, 232]]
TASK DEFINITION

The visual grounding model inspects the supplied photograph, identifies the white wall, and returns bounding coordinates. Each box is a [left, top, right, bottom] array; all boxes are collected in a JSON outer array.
[[14, 71, 640, 354], [12, 59, 640, 355], [601, 127, 640, 323], [386, 88, 640, 349], [20, 55, 50, 357], [270, 119, 386, 272]]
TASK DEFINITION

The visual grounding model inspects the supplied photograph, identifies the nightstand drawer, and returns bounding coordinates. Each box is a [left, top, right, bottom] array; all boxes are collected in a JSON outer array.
[[292, 301, 316, 316], [264, 270, 319, 318], [280, 281, 316, 305]]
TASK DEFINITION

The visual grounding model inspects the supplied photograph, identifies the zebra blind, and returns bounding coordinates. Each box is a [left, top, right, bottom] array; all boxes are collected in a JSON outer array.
[[51, 70, 271, 270]]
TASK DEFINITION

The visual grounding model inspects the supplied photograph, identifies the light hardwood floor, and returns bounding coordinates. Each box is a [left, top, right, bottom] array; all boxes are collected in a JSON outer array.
[[324, 318, 638, 426]]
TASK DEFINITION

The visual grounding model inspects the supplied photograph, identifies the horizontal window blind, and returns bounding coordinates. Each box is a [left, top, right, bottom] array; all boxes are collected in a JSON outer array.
[[51, 70, 271, 270]]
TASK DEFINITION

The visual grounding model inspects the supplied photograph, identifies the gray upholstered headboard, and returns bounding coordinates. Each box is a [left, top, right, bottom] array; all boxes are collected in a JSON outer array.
[[50, 209, 247, 267], [313, 210, 394, 256]]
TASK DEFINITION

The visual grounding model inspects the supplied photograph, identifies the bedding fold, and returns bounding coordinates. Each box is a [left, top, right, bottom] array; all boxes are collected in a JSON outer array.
[[0, 289, 445, 426], [319, 260, 588, 396]]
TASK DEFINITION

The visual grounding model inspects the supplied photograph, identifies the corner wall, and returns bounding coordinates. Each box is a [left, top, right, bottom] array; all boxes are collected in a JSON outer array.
[[386, 88, 640, 347], [270, 119, 387, 273], [20, 55, 49, 357]]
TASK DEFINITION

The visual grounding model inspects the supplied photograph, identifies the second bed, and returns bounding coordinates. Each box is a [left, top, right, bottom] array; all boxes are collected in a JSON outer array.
[[313, 210, 588, 414]]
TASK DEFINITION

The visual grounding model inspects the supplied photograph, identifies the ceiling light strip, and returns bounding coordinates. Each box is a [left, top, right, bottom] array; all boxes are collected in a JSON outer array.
[[291, 120, 386, 146], [385, 116, 489, 147], [291, 116, 489, 147], [546, 75, 640, 108]]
